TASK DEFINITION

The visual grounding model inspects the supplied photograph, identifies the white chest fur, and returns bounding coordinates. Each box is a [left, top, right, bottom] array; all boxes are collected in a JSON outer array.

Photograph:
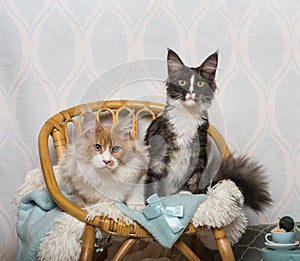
[[166, 146, 193, 193], [164, 101, 205, 193], [166, 100, 205, 146]]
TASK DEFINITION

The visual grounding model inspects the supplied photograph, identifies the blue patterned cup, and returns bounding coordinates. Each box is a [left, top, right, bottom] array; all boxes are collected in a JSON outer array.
[[265, 231, 295, 244]]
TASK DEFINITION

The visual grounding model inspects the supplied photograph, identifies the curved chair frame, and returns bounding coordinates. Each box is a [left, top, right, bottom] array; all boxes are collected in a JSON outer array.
[[38, 100, 235, 261]]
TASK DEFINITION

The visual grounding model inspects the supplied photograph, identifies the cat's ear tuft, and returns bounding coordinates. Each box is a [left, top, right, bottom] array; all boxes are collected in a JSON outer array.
[[114, 113, 133, 140], [197, 52, 218, 81], [167, 49, 184, 74], [82, 112, 98, 134]]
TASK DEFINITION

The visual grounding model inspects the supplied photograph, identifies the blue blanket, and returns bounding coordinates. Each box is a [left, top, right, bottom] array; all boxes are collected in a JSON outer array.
[[115, 193, 207, 248], [16, 190, 64, 261], [16, 190, 207, 260]]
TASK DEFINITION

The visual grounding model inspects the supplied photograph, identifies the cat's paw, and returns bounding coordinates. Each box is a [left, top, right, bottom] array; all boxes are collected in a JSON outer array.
[[85, 204, 104, 221], [86, 210, 98, 221], [127, 203, 145, 210], [188, 186, 205, 194], [187, 182, 204, 194], [179, 190, 192, 195]]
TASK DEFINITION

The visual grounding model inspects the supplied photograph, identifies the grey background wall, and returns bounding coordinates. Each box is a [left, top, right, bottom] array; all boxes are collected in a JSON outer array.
[[1, 0, 299, 257]]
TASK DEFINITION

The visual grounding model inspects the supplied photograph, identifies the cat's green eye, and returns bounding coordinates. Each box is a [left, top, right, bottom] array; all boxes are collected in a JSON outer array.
[[178, 79, 187, 86], [197, 81, 205, 88], [112, 146, 120, 153], [93, 144, 102, 152]]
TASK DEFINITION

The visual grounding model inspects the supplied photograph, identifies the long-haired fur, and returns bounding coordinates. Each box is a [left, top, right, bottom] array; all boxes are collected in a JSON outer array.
[[59, 112, 149, 208], [211, 154, 272, 212]]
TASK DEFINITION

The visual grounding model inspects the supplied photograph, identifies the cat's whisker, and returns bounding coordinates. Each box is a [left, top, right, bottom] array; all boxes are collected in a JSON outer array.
[[145, 49, 271, 213], [145, 49, 219, 199], [59, 111, 149, 209]]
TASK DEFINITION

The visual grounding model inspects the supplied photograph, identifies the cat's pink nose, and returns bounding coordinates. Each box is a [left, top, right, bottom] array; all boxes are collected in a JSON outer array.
[[103, 160, 111, 165]]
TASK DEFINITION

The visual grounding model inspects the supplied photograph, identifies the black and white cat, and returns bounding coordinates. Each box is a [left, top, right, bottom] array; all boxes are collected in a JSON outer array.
[[144, 49, 271, 212]]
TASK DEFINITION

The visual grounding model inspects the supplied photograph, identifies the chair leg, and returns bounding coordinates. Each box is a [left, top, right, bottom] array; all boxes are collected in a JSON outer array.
[[212, 228, 235, 261], [191, 234, 203, 257], [79, 224, 95, 261], [174, 238, 201, 261], [112, 238, 138, 261]]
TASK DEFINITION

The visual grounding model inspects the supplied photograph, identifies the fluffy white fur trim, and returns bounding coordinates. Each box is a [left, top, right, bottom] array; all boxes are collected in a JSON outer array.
[[84, 201, 134, 224], [38, 213, 84, 261], [15, 166, 60, 207], [192, 180, 247, 249], [18, 168, 247, 259], [192, 179, 244, 227]]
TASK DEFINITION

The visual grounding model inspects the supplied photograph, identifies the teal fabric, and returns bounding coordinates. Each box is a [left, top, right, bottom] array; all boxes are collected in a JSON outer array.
[[16, 189, 207, 260], [261, 247, 300, 261], [16, 190, 65, 261], [115, 193, 207, 248]]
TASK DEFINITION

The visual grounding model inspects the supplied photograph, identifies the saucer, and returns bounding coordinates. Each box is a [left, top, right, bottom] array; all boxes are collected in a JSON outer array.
[[265, 241, 299, 250]]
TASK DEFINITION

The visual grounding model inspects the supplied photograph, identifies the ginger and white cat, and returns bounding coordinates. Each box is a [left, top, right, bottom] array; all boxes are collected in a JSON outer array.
[[59, 112, 148, 213]]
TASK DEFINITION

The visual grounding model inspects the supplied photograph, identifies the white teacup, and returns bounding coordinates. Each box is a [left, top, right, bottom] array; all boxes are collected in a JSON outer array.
[[265, 231, 296, 244]]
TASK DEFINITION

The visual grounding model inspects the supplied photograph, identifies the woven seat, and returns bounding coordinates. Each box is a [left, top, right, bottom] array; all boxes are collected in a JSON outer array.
[[38, 100, 235, 261]]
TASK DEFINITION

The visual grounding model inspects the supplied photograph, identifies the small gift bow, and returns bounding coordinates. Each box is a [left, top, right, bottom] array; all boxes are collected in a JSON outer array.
[[142, 193, 185, 233]]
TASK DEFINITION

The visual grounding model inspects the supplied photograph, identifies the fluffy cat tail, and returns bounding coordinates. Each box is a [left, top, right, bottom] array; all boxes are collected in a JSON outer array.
[[211, 154, 272, 212]]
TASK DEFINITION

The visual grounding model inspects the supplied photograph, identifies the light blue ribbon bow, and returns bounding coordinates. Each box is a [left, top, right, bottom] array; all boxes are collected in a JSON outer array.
[[142, 193, 185, 234]]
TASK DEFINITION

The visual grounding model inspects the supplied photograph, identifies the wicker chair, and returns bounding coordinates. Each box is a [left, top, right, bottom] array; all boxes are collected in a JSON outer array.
[[38, 100, 235, 261]]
